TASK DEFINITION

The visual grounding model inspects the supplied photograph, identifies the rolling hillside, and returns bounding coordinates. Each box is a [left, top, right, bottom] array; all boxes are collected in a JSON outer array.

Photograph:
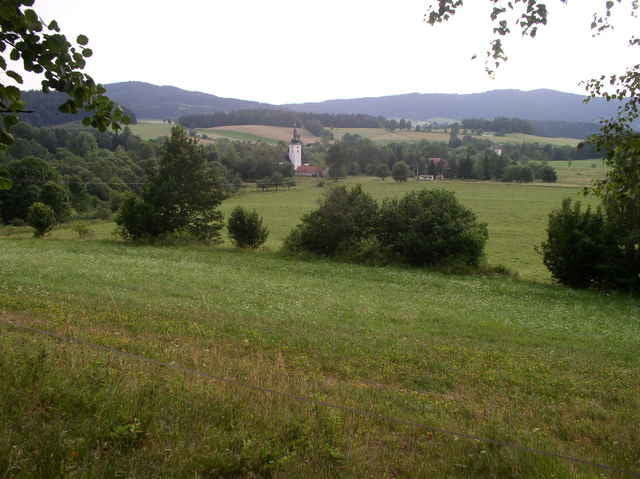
[[21, 82, 619, 139], [105, 83, 619, 127], [284, 89, 619, 124], [104, 81, 275, 119]]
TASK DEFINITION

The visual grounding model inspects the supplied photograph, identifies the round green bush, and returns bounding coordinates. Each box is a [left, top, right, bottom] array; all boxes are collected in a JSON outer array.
[[283, 185, 378, 256], [376, 189, 488, 267], [26, 202, 56, 237], [227, 206, 269, 249], [539, 198, 614, 289]]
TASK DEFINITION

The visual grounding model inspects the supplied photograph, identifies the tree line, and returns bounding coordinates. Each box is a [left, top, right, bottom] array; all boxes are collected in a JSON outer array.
[[178, 109, 413, 137], [0, 122, 296, 226], [320, 133, 599, 182]]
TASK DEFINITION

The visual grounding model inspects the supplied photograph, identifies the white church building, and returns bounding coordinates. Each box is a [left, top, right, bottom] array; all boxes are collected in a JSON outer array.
[[288, 127, 302, 169]]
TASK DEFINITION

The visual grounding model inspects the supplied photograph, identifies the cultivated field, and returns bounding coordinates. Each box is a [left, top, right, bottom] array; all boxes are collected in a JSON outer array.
[[128, 121, 581, 147], [198, 125, 319, 144], [2, 176, 637, 477]]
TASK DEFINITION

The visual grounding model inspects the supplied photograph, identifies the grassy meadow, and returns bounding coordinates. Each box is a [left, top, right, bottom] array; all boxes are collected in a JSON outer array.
[[2, 175, 638, 477], [331, 128, 581, 147], [127, 120, 174, 140]]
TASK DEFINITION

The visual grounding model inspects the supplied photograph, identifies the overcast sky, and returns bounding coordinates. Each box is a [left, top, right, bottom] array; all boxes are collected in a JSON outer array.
[[21, 0, 640, 104]]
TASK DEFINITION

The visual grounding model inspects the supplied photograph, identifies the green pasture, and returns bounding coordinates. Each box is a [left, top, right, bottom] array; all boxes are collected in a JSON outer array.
[[2, 175, 638, 477], [222, 177, 598, 281], [195, 128, 280, 144], [332, 128, 581, 147], [127, 121, 174, 140]]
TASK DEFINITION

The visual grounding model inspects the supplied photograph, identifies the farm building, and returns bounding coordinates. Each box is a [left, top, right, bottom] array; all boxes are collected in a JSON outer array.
[[295, 165, 324, 177]]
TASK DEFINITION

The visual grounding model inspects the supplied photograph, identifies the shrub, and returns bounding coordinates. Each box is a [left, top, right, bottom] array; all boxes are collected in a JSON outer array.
[[391, 161, 410, 182], [26, 202, 56, 237], [376, 189, 488, 267], [115, 196, 161, 241], [539, 199, 614, 289], [539, 165, 558, 183], [502, 165, 534, 183], [283, 185, 378, 256], [95, 204, 112, 220], [227, 207, 269, 249], [72, 222, 95, 239]]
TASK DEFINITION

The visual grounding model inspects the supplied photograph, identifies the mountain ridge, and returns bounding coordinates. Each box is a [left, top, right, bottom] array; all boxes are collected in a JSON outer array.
[[281, 89, 618, 123]]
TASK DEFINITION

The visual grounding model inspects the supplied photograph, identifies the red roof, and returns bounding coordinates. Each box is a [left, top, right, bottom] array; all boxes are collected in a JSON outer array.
[[296, 165, 323, 174], [429, 157, 446, 165]]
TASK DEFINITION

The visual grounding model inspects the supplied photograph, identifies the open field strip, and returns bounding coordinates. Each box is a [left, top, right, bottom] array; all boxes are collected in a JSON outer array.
[[129, 121, 581, 148], [199, 125, 319, 144], [128, 121, 174, 140], [332, 128, 581, 147]]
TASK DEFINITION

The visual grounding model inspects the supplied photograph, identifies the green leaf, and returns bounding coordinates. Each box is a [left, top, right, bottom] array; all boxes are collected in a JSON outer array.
[[3, 114, 19, 128], [0, 177, 12, 190], [24, 9, 41, 31], [82, 48, 93, 58], [77, 34, 89, 46], [48, 20, 60, 31], [9, 48, 20, 61], [0, 57, 5, 70], [6, 70, 23, 84], [0, 128, 15, 146], [58, 100, 77, 114]]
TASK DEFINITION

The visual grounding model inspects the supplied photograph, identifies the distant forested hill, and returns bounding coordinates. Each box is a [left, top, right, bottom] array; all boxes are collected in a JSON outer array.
[[104, 82, 274, 119], [284, 89, 620, 124], [19, 82, 617, 139], [20, 90, 137, 127]]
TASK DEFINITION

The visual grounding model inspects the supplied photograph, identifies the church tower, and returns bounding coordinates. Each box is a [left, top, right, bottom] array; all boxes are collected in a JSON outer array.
[[288, 126, 302, 170]]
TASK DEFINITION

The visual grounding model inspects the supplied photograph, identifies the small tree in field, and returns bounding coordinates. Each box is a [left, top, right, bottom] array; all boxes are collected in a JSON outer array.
[[116, 126, 225, 242], [375, 164, 391, 181], [392, 161, 410, 182], [227, 207, 269, 249], [26, 202, 55, 237]]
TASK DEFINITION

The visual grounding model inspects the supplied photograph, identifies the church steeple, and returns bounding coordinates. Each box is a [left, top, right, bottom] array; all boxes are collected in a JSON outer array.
[[288, 125, 302, 169], [291, 125, 301, 144]]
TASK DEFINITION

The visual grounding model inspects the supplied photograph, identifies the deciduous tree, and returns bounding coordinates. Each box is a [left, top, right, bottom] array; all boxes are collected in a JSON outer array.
[[116, 126, 225, 242]]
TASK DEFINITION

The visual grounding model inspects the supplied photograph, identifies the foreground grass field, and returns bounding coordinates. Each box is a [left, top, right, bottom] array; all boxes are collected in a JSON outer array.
[[2, 177, 637, 477]]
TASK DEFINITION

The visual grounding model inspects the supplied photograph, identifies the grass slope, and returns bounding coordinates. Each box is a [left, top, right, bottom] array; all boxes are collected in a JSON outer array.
[[1, 235, 638, 477], [2, 177, 636, 477]]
